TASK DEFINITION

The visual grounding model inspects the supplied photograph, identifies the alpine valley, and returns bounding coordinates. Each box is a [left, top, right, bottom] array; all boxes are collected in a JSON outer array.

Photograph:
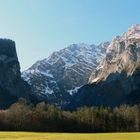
[[1, 24, 140, 110]]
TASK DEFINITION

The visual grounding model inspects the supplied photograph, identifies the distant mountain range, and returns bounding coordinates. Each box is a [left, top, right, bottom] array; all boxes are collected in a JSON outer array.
[[0, 24, 140, 110]]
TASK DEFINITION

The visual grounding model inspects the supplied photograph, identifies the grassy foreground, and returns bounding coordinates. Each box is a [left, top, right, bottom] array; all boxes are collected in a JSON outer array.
[[0, 132, 140, 140]]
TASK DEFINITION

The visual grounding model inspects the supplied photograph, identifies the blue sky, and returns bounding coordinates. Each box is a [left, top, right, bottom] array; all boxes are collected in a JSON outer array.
[[0, 0, 140, 70]]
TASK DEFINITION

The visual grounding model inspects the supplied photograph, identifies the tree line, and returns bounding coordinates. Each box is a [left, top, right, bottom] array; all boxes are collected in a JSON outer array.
[[0, 98, 140, 132]]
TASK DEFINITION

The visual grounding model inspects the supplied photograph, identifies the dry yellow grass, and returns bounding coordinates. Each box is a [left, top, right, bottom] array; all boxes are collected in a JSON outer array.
[[0, 132, 140, 140]]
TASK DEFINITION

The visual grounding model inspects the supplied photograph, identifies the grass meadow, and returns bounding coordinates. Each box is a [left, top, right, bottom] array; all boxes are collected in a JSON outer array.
[[0, 132, 140, 140]]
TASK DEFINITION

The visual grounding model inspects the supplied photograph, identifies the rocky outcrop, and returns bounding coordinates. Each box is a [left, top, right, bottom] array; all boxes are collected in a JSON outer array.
[[89, 24, 140, 83], [22, 43, 109, 108], [0, 39, 31, 108], [71, 24, 140, 109]]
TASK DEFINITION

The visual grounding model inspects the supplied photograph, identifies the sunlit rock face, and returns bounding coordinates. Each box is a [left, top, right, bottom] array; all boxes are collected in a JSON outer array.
[[89, 24, 140, 84], [70, 24, 140, 109], [0, 39, 31, 108], [22, 24, 140, 110]]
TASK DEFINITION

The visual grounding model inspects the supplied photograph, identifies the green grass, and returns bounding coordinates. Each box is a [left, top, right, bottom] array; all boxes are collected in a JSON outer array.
[[0, 132, 140, 140]]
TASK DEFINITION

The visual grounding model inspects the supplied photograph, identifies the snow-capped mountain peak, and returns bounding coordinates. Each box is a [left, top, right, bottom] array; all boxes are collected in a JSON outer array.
[[44, 43, 98, 67], [22, 42, 109, 107], [89, 24, 140, 84], [73, 24, 140, 109], [106, 24, 140, 54], [123, 24, 140, 40]]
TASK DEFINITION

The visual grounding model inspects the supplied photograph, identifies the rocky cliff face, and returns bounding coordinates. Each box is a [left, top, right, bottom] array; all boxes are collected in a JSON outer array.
[[22, 43, 109, 108], [0, 39, 31, 108], [71, 24, 140, 109], [89, 24, 140, 83]]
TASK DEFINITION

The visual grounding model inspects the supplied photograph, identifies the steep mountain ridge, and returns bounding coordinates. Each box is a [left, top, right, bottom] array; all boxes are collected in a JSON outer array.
[[71, 24, 140, 109], [22, 43, 109, 107], [89, 24, 140, 83], [0, 39, 31, 108]]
